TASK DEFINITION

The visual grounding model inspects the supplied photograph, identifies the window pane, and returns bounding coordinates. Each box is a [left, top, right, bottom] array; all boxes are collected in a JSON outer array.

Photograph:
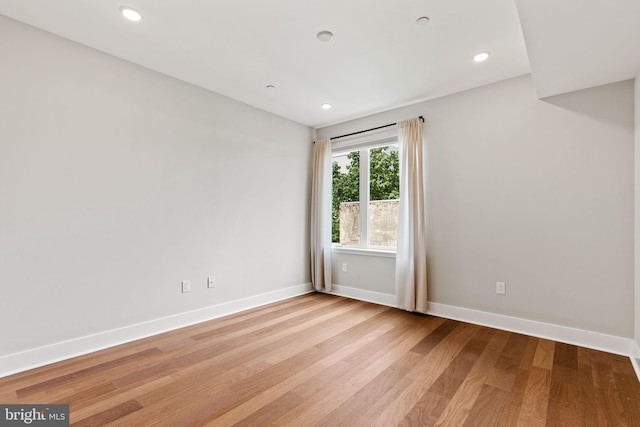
[[332, 151, 360, 244], [368, 145, 399, 247]]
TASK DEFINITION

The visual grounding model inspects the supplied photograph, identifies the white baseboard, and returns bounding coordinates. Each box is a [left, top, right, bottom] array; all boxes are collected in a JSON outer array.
[[632, 342, 640, 382], [323, 286, 635, 359], [0, 283, 313, 378], [329, 287, 640, 381], [4, 284, 637, 383], [632, 357, 640, 382], [325, 284, 396, 307], [427, 302, 633, 357]]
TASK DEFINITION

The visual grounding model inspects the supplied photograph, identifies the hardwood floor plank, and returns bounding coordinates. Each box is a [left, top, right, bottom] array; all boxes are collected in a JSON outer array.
[[468, 329, 511, 376], [410, 319, 459, 355], [485, 333, 529, 392], [111, 298, 365, 389], [590, 359, 630, 426], [433, 372, 487, 426], [517, 366, 551, 427], [462, 384, 509, 427], [497, 333, 530, 369], [357, 323, 481, 427], [519, 336, 539, 370], [1, 337, 164, 390], [502, 368, 530, 426], [290, 317, 441, 426], [613, 371, 640, 426], [398, 391, 450, 427], [128, 304, 403, 426], [359, 325, 485, 427], [447, 335, 489, 381], [396, 333, 490, 427], [429, 335, 488, 398], [2, 292, 309, 391], [71, 399, 142, 427], [533, 339, 556, 370], [69, 376, 175, 423], [1, 293, 638, 427], [109, 384, 240, 427], [215, 319, 425, 427], [551, 343, 578, 387], [315, 351, 424, 427], [339, 315, 445, 368], [546, 343, 582, 426], [53, 382, 117, 406], [191, 293, 347, 341], [228, 391, 305, 427], [118, 301, 381, 424], [576, 359, 600, 427], [15, 348, 162, 398], [553, 342, 578, 369], [270, 317, 440, 426], [545, 379, 580, 427]]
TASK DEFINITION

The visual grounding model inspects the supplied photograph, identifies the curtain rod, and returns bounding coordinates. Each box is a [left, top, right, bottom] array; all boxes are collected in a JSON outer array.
[[315, 116, 424, 143]]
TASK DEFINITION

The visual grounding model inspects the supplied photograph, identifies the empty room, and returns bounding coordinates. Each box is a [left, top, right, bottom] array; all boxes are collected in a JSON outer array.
[[1, 0, 640, 426]]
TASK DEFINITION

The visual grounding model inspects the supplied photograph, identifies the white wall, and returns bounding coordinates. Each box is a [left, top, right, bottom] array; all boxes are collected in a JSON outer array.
[[331, 251, 395, 295], [635, 73, 640, 352], [318, 75, 634, 338], [0, 16, 313, 357]]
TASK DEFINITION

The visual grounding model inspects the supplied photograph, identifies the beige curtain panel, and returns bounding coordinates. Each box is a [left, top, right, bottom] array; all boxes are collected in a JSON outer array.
[[395, 117, 428, 312], [310, 138, 332, 291]]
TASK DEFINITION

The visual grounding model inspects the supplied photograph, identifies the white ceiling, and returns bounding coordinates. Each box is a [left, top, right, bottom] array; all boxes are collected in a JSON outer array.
[[516, 0, 640, 99], [0, 1, 637, 128]]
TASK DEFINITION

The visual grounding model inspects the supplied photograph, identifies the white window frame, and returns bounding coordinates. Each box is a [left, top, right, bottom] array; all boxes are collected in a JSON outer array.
[[330, 126, 399, 254]]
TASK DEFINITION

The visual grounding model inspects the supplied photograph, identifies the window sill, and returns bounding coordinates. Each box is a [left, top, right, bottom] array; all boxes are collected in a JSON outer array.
[[331, 246, 396, 258]]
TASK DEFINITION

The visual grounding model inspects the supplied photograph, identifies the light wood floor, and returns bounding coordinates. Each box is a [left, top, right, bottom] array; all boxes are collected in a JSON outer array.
[[1, 293, 639, 426]]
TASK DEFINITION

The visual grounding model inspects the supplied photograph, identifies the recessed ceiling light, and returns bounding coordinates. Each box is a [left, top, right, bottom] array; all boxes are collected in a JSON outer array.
[[120, 7, 142, 22], [316, 31, 334, 42], [321, 103, 332, 110], [266, 85, 276, 89], [473, 51, 490, 62], [416, 16, 430, 26]]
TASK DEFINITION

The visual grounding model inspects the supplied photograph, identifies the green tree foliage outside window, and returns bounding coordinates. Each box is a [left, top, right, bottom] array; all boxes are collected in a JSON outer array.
[[332, 146, 399, 243]]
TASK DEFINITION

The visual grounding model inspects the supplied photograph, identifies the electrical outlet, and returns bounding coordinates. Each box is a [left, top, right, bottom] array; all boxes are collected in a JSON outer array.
[[181, 280, 191, 293], [207, 276, 216, 288], [342, 263, 347, 272], [496, 282, 506, 295]]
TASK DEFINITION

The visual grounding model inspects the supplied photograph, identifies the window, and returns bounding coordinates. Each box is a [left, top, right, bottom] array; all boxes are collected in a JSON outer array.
[[332, 140, 399, 249]]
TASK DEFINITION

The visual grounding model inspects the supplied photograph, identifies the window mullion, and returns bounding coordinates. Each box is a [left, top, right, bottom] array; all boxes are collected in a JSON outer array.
[[359, 148, 370, 247]]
